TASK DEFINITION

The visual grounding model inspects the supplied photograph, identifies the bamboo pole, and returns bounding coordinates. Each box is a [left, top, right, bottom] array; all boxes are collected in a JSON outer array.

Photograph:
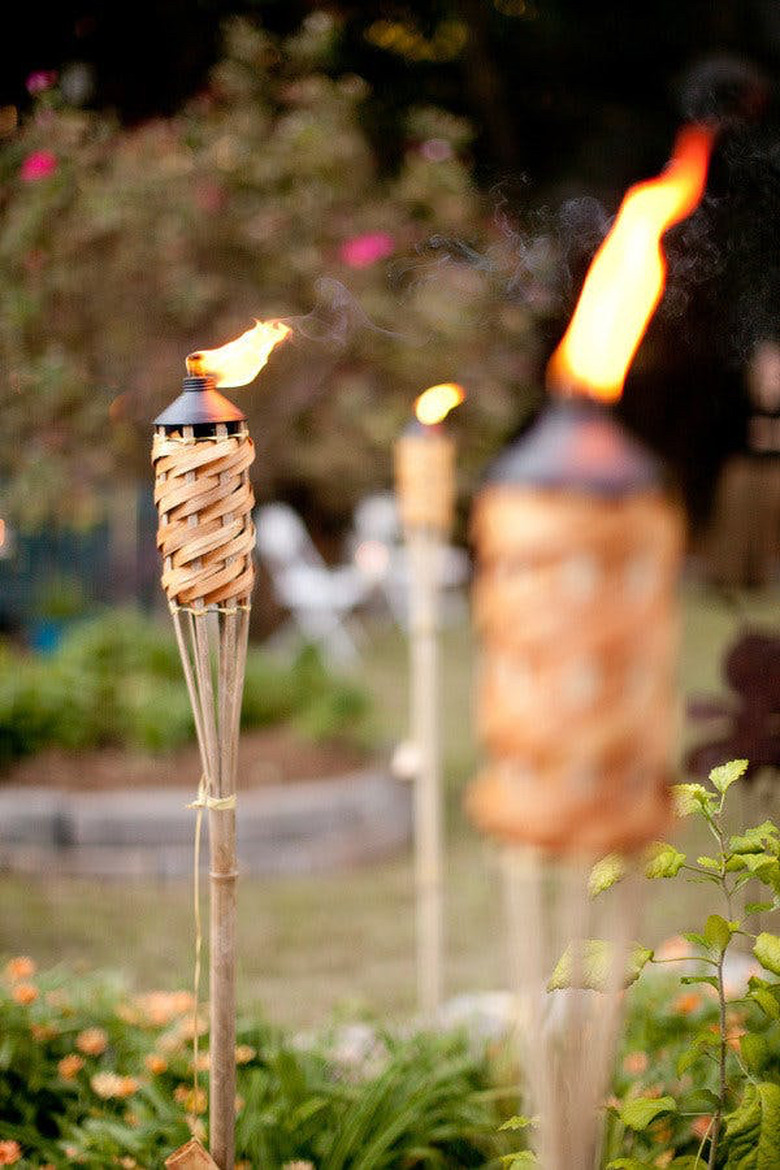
[[408, 527, 443, 1019], [208, 422, 240, 1170]]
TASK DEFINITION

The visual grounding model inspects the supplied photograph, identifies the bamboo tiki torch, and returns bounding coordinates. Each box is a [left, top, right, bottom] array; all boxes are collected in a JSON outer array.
[[466, 125, 714, 1169], [153, 319, 290, 1170], [395, 383, 465, 1019]]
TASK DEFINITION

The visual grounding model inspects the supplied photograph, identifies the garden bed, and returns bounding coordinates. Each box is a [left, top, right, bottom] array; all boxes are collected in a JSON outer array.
[[0, 730, 410, 880]]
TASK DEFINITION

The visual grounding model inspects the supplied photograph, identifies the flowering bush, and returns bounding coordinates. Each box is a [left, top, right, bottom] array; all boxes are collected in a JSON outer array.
[[0, 959, 512, 1167], [0, 14, 546, 533]]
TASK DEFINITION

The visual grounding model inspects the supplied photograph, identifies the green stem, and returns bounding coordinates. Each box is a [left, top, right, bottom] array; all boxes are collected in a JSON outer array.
[[707, 948, 727, 1170]]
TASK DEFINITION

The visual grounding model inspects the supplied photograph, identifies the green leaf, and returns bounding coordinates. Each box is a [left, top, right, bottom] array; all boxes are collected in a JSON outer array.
[[741, 1033, 769, 1075], [589, 853, 626, 899], [619, 1095, 677, 1131], [681, 931, 708, 950], [696, 855, 720, 869], [499, 1115, 537, 1131], [730, 822, 780, 853], [722, 1082, 780, 1169], [754, 932, 780, 976], [607, 1160, 656, 1169], [709, 759, 748, 793], [746, 902, 776, 915], [645, 842, 686, 879], [500, 1154, 537, 1168], [547, 940, 652, 991], [681, 1088, 721, 1114], [750, 988, 780, 1021], [672, 784, 711, 817], [677, 1046, 703, 1077], [742, 854, 777, 876], [680, 975, 718, 988], [704, 913, 733, 954], [730, 836, 765, 855]]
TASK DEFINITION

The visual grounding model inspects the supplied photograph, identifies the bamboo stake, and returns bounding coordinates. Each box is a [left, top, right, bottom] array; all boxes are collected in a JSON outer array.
[[408, 527, 443, 1019], [208, 422, 240, 1170]]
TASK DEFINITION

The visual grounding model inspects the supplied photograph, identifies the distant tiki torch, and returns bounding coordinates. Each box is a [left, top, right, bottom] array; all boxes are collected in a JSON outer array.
[[466, 125, 713, 1169], [153, 319, 289, 1170], [395, 382, 465, 1018]]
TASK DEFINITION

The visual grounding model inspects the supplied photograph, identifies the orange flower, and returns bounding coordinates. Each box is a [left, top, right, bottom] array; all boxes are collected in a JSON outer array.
[[145, 1052, 168, 1075], [650, 1120, 673, 1145], [235, 1044, 256, 1064], [692, 1115, 713, 1140], [622, 1050, 648, 1075], [135, 990, 195, 1027], [58, 1053, 84, 1080], [31, 1022, 58, 1042], [0, 1141, 21, 1165], [655, 935, 692, 962], [5, 956, 36, 982], [77, 1027, 108, 1056], [175, 1084, 207, 1114], [192, 1050, 210, 1072], [672, 991, 702, 1015], [91, 1072, 138, 1099], [12, 982, 38, 1006], [727, 1028, 746, 1051], [654, 1153, 674, 1167]]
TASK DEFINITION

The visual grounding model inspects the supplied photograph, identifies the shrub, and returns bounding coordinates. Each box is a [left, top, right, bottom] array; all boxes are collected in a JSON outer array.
[[0, 609, 371, 769]]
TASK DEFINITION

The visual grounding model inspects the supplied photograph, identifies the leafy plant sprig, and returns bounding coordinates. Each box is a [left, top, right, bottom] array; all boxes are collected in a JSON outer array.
[[595, 760, 780, 1169]]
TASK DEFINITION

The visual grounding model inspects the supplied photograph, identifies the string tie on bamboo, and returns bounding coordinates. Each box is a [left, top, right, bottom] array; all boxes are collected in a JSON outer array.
[[187, 775, 237, 813]]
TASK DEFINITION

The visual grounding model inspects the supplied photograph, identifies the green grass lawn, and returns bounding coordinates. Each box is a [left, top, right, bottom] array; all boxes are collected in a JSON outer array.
[[0, 583, 777, 1030]]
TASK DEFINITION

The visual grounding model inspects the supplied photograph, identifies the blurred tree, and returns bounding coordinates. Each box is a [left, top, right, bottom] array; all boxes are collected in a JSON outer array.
[[0, 15, 547, 533]]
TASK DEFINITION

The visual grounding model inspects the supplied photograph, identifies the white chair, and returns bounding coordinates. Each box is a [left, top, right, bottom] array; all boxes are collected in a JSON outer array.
[[348, 492, 471, 627], [256, 503, 372, 664]]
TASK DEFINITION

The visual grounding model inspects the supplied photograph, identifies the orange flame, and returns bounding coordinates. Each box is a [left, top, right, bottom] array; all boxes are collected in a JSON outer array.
[[547, 124, 713, 402], [186, 319, 291, 388], [414, 383, 466, 426]]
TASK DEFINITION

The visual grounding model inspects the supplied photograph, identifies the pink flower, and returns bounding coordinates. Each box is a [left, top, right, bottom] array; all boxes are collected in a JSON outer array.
[[420, 138, 453, 162], [26, 70, 57, 96], [20, 150, 58, 182], [339, 232, 394, 269]]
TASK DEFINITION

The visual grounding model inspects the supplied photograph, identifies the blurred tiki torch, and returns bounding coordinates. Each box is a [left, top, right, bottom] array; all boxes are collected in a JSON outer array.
[[153, 319, 290, 1170], [466, 125, 713, 1168], [394, 382, 465, 1018]]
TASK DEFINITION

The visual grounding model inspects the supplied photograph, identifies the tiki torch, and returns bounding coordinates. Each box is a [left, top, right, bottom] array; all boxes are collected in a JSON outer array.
[[466, 125, 713, 1168], [394, 382, 465, 1018], [153, 318, 290, 1170]]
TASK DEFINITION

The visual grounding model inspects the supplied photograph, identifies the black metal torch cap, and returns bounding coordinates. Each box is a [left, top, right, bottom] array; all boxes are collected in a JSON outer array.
[[485, 397, 662, 496], [153, 376, 247, 428]]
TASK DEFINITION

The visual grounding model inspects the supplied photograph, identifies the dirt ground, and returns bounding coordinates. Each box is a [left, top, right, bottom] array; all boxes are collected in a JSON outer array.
[[1, 726, 370, 792]]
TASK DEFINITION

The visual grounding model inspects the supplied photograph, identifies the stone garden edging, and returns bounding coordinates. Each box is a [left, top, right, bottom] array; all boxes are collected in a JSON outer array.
[[0, 769, 412, 878]]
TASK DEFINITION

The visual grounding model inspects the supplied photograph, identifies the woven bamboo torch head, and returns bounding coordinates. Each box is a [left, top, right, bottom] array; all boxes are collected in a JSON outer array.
[[465, 125, 715, 857], [465, 400, 684, 855], [395, 383, 464, 535], [151, 321, 289, 610]]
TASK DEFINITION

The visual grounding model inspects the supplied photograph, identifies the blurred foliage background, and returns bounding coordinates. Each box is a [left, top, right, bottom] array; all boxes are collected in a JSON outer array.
[[1, 0, 779, 542]]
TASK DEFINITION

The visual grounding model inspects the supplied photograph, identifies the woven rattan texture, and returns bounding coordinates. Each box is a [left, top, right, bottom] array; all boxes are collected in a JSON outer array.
[[395, 431, 455, 533], [153, 430, 255, 607], [466, 486, 684, 853]]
